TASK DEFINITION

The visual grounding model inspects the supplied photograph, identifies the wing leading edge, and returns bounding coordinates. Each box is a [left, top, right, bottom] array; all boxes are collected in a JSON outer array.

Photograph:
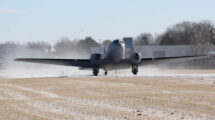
[[15, 58, 92, 68]]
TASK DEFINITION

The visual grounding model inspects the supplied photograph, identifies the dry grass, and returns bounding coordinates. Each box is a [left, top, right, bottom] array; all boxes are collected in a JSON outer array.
[[0, 70, 215, 120]]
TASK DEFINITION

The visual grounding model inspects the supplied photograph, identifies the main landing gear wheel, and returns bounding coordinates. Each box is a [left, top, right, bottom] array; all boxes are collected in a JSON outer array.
[[104, 71, 108, 76], [132, 65, 138, 75], [93, 68, 99, 76]]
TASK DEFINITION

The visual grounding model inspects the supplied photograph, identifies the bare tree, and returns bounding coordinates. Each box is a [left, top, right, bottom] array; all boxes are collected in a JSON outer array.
[[26, 41, 51, 52], [102, 40, 111, 46], [159, 21, 215, 45], [53, 37, 101, 57], [53, 37, 77, 55], [77, 37, 101, 53], [134, 33, 154, 45]]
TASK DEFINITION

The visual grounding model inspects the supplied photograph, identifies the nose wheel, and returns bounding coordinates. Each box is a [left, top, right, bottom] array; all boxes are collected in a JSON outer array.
[[132, 65, 138, 75]]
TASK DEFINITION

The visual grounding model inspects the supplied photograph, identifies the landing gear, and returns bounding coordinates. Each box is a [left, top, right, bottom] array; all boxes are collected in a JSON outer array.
[[93, 68, 99, 76], [104, 71, 108, 76], [132, 65, 138, 75], [103, 68, 108, 76]]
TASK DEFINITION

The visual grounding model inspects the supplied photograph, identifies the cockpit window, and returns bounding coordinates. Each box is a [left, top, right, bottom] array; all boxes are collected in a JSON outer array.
[[113, 40, 119, 44], [113, 40, 123, 44]]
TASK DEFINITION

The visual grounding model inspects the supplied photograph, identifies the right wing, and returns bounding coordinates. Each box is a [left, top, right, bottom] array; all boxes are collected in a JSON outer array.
[[14, 58, 92, 68]]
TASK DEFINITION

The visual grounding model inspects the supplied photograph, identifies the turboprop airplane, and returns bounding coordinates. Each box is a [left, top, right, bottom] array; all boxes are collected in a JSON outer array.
[[15, 39, 206, 76]]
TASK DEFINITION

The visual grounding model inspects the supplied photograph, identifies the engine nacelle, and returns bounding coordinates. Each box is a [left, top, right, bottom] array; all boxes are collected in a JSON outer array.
[[130, 52, 141, 64], [90, 53, 102, 64]]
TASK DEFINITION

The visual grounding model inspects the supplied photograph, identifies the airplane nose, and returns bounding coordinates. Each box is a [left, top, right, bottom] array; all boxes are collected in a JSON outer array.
[[118, 43, 123, 46]]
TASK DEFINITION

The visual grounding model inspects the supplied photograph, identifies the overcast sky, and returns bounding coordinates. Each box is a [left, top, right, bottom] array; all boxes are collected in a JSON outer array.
[[0, 0, 215, 43]]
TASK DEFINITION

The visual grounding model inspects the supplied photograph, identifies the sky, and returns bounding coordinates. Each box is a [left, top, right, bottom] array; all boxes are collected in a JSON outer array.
[[0, 0, 215, 43]]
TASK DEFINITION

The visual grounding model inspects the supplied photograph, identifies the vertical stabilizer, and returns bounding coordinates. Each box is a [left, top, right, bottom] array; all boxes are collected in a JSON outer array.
[[123, 37, 134, 58]]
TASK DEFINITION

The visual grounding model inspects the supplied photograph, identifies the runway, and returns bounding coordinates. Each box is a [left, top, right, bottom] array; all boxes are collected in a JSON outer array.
[[0, 70, 215, 120]]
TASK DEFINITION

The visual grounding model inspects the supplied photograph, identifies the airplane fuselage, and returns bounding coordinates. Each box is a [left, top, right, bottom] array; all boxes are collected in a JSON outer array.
[[105, 39, 125, 64]]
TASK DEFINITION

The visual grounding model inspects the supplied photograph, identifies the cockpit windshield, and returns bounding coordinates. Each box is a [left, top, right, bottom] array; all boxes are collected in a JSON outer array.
[[113, 39, 123, 44], [113, 40, 119, 44]]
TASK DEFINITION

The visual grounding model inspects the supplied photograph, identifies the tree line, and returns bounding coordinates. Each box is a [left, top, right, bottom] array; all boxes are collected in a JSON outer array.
[[134, 21, 215, 45], [1, 21, 215, 55]]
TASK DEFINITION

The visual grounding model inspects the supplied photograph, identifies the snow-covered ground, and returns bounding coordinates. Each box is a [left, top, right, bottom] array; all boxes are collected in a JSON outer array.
[[0, 74, 215, 120], [1, 65, 215, 79], [0, 65, 91, 78]]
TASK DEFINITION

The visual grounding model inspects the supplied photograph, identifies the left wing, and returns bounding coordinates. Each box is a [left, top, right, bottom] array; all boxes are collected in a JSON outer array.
[[14, 58, 92, 68], [119, 55, 208, 66], [139, 55, 208, 66]]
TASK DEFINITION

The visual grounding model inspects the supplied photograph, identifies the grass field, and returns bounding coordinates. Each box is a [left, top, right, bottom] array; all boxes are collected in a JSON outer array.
[[0, 70, 215, 120]]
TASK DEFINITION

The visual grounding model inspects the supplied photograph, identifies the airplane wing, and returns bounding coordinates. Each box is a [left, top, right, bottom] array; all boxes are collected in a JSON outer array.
[[14, 58, 92, 68], [15, 55, 208, 69], [139, 55, 208, 66], [119, 55, 208, 66]]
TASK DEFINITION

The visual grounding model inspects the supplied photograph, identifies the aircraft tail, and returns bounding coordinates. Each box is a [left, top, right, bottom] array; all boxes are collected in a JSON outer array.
[[123, 37, 134, 58]]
